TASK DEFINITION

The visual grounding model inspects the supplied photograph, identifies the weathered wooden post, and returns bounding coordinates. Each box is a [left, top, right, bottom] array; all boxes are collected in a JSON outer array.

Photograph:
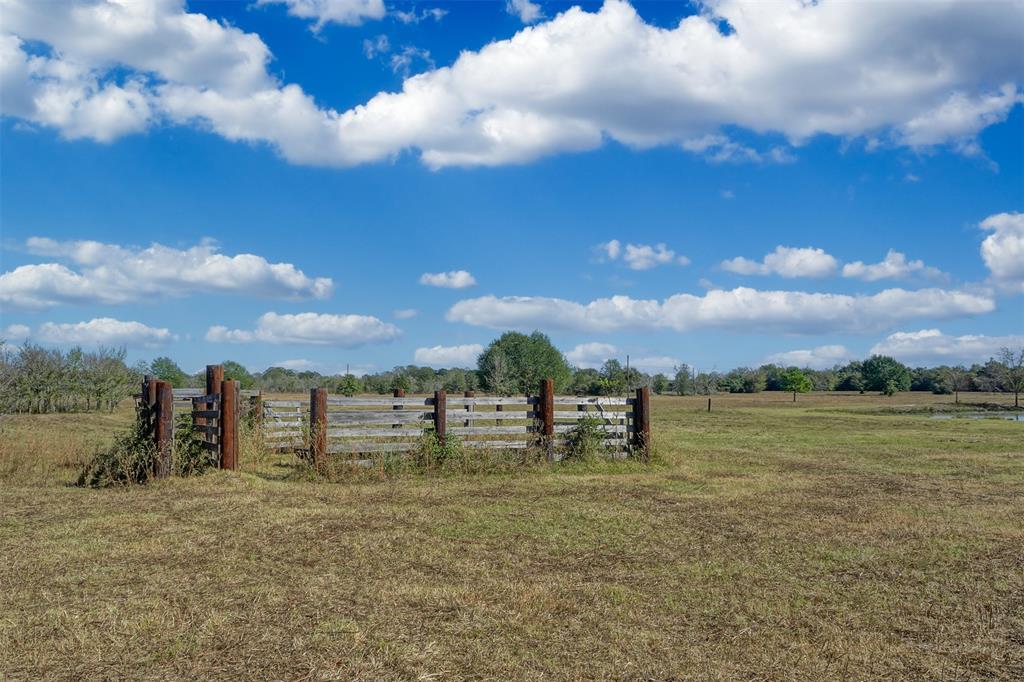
[[248, 390, 263, 429], [634, 386, 652, 459], [196, 364, 223, 431], [392, 388, 404, 429], [540, 378, 554, 462], [220, 379, 239, 470], [310, 387, 327, 468], [433, 390, 447, 446], [141, 374, 156, 436], [464, 390, 474, 427], [153, 380, 173, 478]]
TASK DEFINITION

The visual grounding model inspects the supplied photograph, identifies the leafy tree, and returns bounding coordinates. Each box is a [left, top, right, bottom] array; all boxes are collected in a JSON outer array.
[[149, 356, 189, 387], [861, 355, 911, 395], [337, 373, 362, 396], [477, 331, 572, 394], [391, 373, 411, 392], [651, 373, 669, 395], [996, 346, 1024, 408], [220, 360, 256, 389], [780, 367, 812, 402], [940, 366, 971, 403], [673, 364, 693, 395]]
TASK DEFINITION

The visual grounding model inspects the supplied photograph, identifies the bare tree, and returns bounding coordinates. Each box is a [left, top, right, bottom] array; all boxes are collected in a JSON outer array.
[[996, 347, 1024, 408], [941, 365, 971, 404]]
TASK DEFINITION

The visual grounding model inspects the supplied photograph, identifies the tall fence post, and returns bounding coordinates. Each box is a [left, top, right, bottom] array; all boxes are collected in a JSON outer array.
[[249, 390, 263, 430], [153, 380, 173, 478], [540, 378, 554, 462], [634, 386, 652, 459], [392, 388, 404, 429], [141, 374, 156, 435], [310, 387, 327, 468], [220, 379, 239, 470], [197, 364, 223, 432], [433, 390, 447, 446]]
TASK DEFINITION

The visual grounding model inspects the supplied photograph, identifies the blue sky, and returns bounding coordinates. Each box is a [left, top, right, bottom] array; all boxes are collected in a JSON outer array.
[[1, 0, 1022, 375]]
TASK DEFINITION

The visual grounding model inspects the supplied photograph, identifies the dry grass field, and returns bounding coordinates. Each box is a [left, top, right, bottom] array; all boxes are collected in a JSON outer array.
[[1, 392, 1021, 680]]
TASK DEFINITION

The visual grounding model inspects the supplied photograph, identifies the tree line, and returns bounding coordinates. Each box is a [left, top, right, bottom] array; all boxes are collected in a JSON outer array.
[[3, 332, 1022, 414]]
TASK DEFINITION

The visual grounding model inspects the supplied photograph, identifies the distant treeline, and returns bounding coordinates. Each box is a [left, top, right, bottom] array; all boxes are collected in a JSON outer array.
[[2, 331, 1021, 414]]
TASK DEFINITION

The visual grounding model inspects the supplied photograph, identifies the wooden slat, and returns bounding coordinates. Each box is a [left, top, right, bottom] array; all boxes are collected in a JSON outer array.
[[264, 400, 304, 407], [462, 440, 532, 449], [326, 411, 430, 424], [443, 411, 534, 421], [327, 428, 425, 438], [200, 441, 219, 452], [193, 424, 218, 436], [326, 441, 418, 454], [551, 410, 627, 420], [448, 426, 531, 435], [445, 397, 537, 406], [191, 410, 220, 419], [326, 397, 433, 406], [174, 389, 204, 396], [553, 396, 630, 405], [190, 394, 221, 404]]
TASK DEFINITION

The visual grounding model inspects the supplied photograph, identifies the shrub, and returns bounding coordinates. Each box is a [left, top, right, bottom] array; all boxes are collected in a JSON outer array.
[[564, 416, 608, 462], [173, 413, 218, 476], [76, 413, 156, 487]]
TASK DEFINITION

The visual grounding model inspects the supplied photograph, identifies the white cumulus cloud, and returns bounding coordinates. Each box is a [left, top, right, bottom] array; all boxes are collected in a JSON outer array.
[[413, 343, 484, 368], [2, 0, 1020, 167], [419, 270, 476, 289], [566, 342, 618, 368], [979, 212, 1024, 294], [506, 0, 543, 24], [1, 324, 31, 341], [721, 246, 839, 278], [870, 329, 1024, 366], [393, 308, 418, 319], [596, 240, 688, 270], [446, 286, 994, 335], [0, 237, 332, 310], [206, 312, 400, 347], [764, 345, 850, 370], [842, 250, 945, 282], [36, 318, 173, 347], [257, 0, 386, 30]]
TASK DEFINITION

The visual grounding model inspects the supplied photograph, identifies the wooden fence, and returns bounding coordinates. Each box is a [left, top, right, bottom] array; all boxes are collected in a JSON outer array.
[[263, 380, 652, 467], [138, 365, 246, 476]]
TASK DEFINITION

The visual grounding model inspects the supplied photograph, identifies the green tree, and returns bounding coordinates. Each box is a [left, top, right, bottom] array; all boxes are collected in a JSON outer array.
[[996, 346, 1024, 408], [673, 364, 693, 395], [477, 331, 572, 394], [220, 360, 256, 389], [940, 365, 971, 403], [861, 355, 911, 395], [651, 373, 669, 395], [337, 373, 362, 396], [780, 367, 812, 402], [149, 356, 188, 388]]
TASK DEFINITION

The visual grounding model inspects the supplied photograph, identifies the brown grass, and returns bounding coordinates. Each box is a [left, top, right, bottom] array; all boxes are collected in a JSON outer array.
[[0, 391, 1021, 680]]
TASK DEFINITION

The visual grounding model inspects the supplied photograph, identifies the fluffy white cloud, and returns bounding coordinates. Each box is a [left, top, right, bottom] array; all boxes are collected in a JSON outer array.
[[764, 344, 850, 370], [36, 317, 173, 347], [413, 343, 484, 368], [206, 312, 399, 347], [2, 0, 1020, 167], [419, 270, 476, 289], [0, 237, 332, 309], [566, 342, 618, 368], [446, 286, 995, 335], [257, 0, 386, 30], [870, 329, 1024, 366], [1, 324, 31, 341], [393, 308, 418, 319], [721, 246, 839, 278], [506, 0, 543, 24], [596, 240, 688, 270], [842, 250, 944, 282], [979, 212, 1024, 294], [631, 356, 683, 373]]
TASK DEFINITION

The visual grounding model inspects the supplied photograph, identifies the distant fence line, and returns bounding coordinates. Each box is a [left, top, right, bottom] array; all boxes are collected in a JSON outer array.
[[137, 365, 651, 475]]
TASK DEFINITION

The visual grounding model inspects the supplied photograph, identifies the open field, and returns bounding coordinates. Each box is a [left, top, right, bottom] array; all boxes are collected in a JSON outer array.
[[1, 392, 1022, 680]]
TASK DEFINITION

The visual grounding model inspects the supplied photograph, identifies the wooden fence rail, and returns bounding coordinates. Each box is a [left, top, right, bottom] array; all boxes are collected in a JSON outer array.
[[262, 379, 650, 467]]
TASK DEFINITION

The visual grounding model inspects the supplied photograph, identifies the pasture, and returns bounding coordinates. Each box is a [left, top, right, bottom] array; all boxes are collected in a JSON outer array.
[[1, 392, 1021, 680]]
